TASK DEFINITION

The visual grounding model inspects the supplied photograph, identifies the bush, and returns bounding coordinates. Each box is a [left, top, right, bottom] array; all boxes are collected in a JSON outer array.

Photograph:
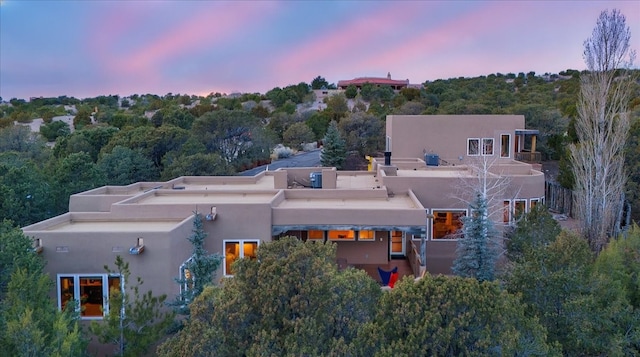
[[272, 144, 294, 159]]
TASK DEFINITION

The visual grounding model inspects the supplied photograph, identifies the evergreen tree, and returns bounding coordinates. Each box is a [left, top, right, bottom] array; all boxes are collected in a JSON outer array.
[[453, 192, 500, 281], [320, 120, 346, 169], [506, 204, 561, 263], [90, 256, 174, 357], [0, 220, 86, 356], [170, 212, 222, 316]]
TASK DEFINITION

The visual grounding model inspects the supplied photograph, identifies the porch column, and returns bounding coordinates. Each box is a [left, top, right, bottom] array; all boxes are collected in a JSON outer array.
[[531, 135, 537, 153]]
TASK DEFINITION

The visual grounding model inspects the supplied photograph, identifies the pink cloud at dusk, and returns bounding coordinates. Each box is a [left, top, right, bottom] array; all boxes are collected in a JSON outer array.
[[1, 1, 638, 99]]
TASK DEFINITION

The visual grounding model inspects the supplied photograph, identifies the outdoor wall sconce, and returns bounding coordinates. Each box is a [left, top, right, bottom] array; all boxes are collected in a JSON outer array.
[[205, 206, 217, 221], [129, 237, 145, 255], [33, 238, 43, 254]]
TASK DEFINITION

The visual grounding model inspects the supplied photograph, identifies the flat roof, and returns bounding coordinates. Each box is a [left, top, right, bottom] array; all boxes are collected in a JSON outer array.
[[174, 175, 275, 191], [136, 192, 277, 204], [276, 195, 419, 209], [335, 174, 382, 189], [395, 168, 475, 178], [37, 220, 184, 233]]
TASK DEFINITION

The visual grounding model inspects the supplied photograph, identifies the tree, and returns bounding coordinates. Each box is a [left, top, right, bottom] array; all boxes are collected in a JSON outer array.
[[506, 204, 561, 263], [311, 75, 329, 90], [97, 145, 160, 185], [49, 152, 104, 214], [157, 237, 380, 356], [90, 256, 174, 357], [73, 109, 92, 130], [338, 112, 384, 157], [320, 120, 346, 169], [452, 156, 511, 281], [170, 213, 222, 321], [324, 93, 349, 121], [282, 122, 315, 150], [569, 9, 636, 252], [191, 110, 261, 163], [359, 274, 558, 356], [0, 220, 86, 356], [40, 120, 70, 142], [344, 85, 358, 99], [160, 152, 233, 181], [453, 192, 500, 281]]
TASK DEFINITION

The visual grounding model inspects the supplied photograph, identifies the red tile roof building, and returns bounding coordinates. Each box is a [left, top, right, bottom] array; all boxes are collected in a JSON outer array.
[[337, 72, 410, 90]]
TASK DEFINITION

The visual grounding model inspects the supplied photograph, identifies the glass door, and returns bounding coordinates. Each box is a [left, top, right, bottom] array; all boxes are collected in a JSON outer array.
[[390, 231, 405, 257]]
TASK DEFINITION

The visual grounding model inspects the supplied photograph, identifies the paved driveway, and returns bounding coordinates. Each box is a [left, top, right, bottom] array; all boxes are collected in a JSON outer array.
[[240, 149, 321, 176]]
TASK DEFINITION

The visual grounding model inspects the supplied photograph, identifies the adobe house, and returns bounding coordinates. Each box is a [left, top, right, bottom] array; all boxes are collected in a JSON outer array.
[[337, 72, 411, 90], [22, 115, 543, 328]]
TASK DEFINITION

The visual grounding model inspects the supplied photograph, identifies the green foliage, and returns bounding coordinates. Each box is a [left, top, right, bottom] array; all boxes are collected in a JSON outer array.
[[360, 274, 558, 356], [161, 152, 233, 181], [0, 220, 86, 356], [0, 125, 48, 160], [506, 204, 561, 262], [191, 110, 261, 163], [54, 126, 119, 161], [90, 256, 174, 357], [97, 146, 160, 185], [50, 152, 104, 213], [344, 85, 358, 99], [40, 120, 70, 142], [595, 225, 640, 308], [282, 122, 315, 150], [323, 93, 349, 121], [311, 75, 329, 90], [453, 193, 500, 281], [337, 112, 384, 157], [320, 120, 346, 169], [626, 113, 640, 223], [72, 109, 92, 130], [170, 213, 222, 319], [158, 237, 380, 356]]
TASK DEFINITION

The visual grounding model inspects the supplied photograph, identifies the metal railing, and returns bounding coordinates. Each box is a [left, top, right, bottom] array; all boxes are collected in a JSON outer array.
[[515, 151, 542, 163]]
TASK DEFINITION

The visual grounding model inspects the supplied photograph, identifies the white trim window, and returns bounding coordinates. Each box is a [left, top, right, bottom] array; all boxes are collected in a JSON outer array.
[[530, 198, 540, 210], [431, 209, 467, 240], [179, 256, 195, 298], [223, 240, 259, 276], [482, 138, 494, 156], [57, 274, 122, 320], [467, 138, 480, 156], [514, 199, 527, 220], [358, 230, 375, 241]]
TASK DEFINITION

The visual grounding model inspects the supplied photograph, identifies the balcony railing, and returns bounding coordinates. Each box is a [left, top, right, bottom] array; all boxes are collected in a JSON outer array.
[[515, 151, 542, 163]]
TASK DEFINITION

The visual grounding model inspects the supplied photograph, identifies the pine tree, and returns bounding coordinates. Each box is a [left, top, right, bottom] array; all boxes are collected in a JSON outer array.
[[170, 212, 222, 316], [453, 192, 500, 281], [320, 120, 346, 169], [90, 256, 174, 357]]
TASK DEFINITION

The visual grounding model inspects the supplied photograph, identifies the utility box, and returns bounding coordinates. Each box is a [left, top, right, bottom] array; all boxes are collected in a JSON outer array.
[[310, 172, 322, 189], [425, 154, 439, 166]]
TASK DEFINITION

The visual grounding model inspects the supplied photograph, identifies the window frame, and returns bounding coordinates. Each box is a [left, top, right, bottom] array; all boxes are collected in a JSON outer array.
[[56, 273, 123, 320], [467, 138, 480, 156], [431, 209, 467, 241], [328, 230, 356, 241], [223, 239, 260, 277], [500, 134, 511, 158], [514, 199, 527, 220], [357, 230, 375, 241], [482, 138, 494, 156]]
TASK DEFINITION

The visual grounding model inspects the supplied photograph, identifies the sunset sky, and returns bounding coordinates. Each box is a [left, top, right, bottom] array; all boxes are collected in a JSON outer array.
[[1, 1, 639, 100]]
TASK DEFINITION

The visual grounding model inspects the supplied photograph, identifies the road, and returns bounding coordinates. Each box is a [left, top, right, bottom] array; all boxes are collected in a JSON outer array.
[[240, 149, 320, 176], [240, 149, 321, 176]]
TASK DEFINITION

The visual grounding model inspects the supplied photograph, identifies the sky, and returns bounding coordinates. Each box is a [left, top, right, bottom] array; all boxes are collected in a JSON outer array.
[[1, 1, 639, 100]]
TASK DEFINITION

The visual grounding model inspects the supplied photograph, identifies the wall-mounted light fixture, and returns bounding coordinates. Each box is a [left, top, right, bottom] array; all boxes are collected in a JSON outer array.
[[33, 238, 43, 254], [205, 206, 217, 221], [129, 237, 145, 255]]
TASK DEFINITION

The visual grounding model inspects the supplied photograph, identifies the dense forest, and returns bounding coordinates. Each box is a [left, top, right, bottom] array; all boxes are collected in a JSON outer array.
[[1, 70, 639, 228]]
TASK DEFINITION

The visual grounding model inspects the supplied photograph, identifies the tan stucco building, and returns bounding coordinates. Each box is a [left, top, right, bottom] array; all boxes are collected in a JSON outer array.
[[23, 114, 544, 323]]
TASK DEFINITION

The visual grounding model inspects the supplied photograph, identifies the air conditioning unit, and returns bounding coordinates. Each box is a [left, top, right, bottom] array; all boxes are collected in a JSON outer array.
[[425, 154, 439, 166], [309, 172, 322, 189]]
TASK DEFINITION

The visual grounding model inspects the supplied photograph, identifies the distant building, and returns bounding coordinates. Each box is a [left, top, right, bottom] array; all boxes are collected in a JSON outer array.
[[337, 72, 411, 90]]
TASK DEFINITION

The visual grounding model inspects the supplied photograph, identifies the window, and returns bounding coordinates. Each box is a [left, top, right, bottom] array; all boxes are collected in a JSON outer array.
[[358, 230, 375, 241], [179, 256, 195, 297], [432, 210, 466, 240], [503, 200, 511, 224], [308, 230, 324, 241], [500, 134, 510, 158], [224, 240, 259, 276], [467, 138, 480, 156], [328, 230, 355, 241], [482, 138, 494, 156], [514, 199, 527, 220], [57, 274, 122, 319], [530, 198, 540, 210]]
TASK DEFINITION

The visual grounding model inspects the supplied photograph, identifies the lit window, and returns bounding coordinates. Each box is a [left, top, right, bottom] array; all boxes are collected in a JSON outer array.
[[530, 198, 540, 210], [482, 138, 494, 156], [224, 240, 259, 276], [328, 230, 355, 241], [358, 230, 375, 241], [467, 138, 480, 156], [308, 230, 324, 241], [57, 274, 122, 319], [501, 134, 510, 158], [432, 210, 466, 240], [180, 256, 195, 298]]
